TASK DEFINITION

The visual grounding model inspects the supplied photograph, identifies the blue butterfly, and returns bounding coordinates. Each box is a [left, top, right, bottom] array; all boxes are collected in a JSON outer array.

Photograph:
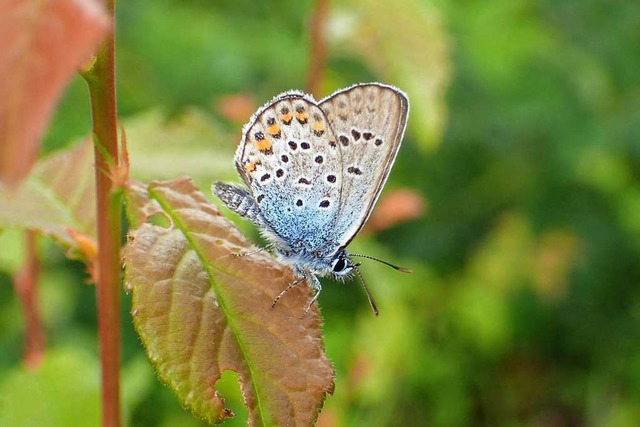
[[214, 83, 410, 313]]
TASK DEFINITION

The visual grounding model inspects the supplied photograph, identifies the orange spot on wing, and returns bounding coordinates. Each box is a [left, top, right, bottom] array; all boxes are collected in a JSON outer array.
[[312, 121, 325, 132], [255, 138, 272, 152], [244, 161, 256, 172], [282, 112, 292, 123], [296, 111, 309, 123], [267, 123, 281, 136]]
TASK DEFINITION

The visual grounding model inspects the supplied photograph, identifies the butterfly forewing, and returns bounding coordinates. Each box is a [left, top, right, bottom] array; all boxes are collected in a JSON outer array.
[[235, 94, 343, 253], [319, 84, 409, 247]]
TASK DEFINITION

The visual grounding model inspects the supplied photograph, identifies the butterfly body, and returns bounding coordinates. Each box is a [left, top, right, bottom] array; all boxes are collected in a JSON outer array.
[[213, 83, 409, 308]]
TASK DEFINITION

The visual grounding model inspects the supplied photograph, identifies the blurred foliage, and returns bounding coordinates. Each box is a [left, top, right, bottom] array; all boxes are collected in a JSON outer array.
[[2, 0, 640, 425]]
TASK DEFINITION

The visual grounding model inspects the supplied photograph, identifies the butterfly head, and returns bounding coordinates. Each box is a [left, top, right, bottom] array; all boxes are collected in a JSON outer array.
[[287, 247, 357, 281]]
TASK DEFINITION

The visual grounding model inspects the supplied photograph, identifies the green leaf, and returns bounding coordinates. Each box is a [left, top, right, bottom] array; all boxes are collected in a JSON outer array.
[[123, 178, 335, 425], [333, 0, 452, 150], [124, 108, 236, 189], [0, 141, 96, 261]]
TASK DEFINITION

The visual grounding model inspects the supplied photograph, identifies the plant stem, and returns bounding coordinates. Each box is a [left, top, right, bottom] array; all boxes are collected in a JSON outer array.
[[13, 231, 45, 370], [83, 0, 122, 425], [307, 0, 330, 96]]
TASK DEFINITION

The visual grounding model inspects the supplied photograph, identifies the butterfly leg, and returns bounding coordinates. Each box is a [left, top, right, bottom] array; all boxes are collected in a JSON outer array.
[[212, 182, 265, 227], [271, 269, 322, 312], [271, 276, 305, 308], [304, 272, 322, 312], [231, 246, 265, 258]]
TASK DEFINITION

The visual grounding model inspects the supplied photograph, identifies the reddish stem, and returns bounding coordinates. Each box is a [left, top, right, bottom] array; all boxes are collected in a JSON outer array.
[[13, 231, 45, 370], [84, 0, 122, 425], [307, 0, 330, 96]]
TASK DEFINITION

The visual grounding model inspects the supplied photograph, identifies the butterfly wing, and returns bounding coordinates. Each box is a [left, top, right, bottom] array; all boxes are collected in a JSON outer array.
[[234, 92, 343, 253], [319, 83, 409, 248]]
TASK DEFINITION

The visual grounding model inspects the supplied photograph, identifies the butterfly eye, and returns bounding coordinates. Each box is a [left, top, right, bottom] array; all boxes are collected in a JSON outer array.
[[332, 258, 348, 273]]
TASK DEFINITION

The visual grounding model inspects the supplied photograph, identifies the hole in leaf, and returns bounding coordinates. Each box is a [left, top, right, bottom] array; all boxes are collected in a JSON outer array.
[[215, 371, 248, 424], [148, 212, 171, 228]]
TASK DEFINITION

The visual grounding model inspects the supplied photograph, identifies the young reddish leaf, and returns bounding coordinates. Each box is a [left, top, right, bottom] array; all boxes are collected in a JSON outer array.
[[124, 178, 335, 425], [363, 188, 426, 234], [0, 0, 109, 187], [215, 93, 258, 127], [0, 141, 96, 262]]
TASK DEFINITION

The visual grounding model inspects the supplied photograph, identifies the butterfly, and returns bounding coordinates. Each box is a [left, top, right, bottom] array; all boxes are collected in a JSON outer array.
[[213, 83, 410, 314]]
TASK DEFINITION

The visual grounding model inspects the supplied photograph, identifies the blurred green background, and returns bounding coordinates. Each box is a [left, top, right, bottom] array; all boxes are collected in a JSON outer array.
[[2, 0, 640, 425]]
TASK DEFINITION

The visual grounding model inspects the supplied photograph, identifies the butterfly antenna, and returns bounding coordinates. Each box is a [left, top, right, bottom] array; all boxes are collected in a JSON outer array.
[[350, 253, 412, 273], [354, 265, 379, 316]]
